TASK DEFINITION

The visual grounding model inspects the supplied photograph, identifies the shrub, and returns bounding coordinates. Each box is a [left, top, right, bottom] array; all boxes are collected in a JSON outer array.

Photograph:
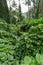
[[0, 18, 43, 65]]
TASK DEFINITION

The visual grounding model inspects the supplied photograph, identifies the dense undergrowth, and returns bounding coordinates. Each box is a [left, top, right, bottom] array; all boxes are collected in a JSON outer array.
[[0, 18, 43, 65]]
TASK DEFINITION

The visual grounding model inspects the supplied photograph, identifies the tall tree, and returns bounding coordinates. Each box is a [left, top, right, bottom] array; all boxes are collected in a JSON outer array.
[[25, 0, 31, 19], [0, 0, 10, 22], [18, 0, 22, 21], [8, 0, 17, 23], [32, 0, 40, 18], [39, 0, 43, 17]]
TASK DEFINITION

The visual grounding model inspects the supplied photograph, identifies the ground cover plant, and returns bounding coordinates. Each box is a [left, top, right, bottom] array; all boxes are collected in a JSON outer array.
[[0, 18, 43, 65]]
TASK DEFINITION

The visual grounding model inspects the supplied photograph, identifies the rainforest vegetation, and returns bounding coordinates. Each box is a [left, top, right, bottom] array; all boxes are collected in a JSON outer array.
[[0, 0, 43, 65]]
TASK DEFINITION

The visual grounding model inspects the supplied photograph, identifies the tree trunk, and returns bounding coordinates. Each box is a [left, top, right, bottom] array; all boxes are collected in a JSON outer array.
[[18, 0, 22, 21], [0, 0, 10, 22], [32, 0, 40, 19], [34, 0, 40, 19]]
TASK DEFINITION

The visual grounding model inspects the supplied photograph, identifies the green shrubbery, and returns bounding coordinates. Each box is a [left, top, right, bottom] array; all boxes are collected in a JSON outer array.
[[20, 53, 43, 65], [0, 18, 43, 65]]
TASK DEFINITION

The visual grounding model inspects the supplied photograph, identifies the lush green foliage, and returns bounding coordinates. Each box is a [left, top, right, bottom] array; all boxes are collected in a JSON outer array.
[[20, 53, 43, 65], [0, 18, 43, 65]]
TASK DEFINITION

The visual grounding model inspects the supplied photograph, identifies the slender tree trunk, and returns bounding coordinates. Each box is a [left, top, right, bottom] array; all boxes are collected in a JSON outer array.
[[18, 0, 22, 21], [32, 0, 40, 19], [35, 0, 40, 19], [27, 0, 31, 19], [0, 0, 10, 22]]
